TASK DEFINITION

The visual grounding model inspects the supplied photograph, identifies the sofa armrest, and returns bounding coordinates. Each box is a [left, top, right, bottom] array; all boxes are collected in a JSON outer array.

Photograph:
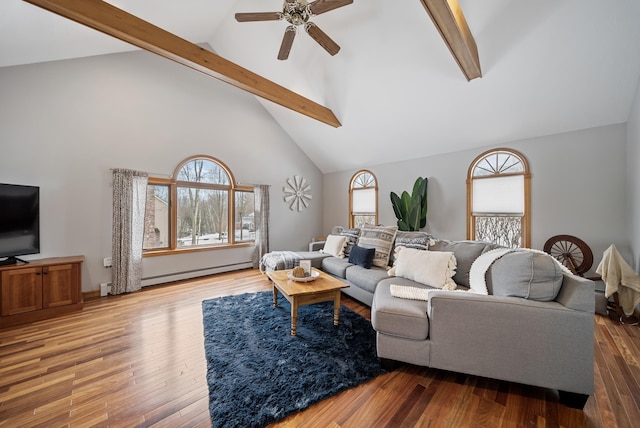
[[309, 240, 325, 252], [555, 273, 595, 312], [426, 291, 594, 396]]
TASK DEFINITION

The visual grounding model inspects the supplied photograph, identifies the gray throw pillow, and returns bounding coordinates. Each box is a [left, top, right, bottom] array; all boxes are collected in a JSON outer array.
[[486, 251, 563, 301]]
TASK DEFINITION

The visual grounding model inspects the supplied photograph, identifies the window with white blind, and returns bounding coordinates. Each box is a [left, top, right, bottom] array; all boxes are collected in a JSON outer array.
[[349, 170, 378, 228], [467, 149, 530, 248]]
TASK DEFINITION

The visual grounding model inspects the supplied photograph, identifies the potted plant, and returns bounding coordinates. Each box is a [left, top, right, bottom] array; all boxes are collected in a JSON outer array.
[[390, 177, 428, 231]]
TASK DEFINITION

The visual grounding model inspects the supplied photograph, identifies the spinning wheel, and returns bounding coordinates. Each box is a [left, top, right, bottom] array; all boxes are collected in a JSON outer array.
[[543, 235, 593, 276], [544, 235, 638, 325]]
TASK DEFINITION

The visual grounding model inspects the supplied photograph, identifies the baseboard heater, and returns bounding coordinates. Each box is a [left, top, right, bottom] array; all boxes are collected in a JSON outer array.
[[100, 261, 253, 296]]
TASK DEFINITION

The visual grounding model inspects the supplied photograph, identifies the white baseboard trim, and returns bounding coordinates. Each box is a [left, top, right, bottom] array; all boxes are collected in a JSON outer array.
[[141, 261, 253, 287], [98, 261, 254, 295]]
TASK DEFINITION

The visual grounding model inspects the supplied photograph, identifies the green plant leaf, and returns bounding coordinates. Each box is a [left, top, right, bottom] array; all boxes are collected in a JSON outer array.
[[419, 178, 428, 227], [412, 177, 424, 198], [400, 191, 411, 216], [390, 192, 403, 219], [407, 198, 421, 231]]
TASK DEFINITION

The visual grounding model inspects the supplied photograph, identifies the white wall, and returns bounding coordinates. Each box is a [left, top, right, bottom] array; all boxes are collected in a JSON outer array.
[[0, 47, 324, 292], [2, 46, 636, 294], [324, 124, 628, 277], [628, 76, 640, 270]]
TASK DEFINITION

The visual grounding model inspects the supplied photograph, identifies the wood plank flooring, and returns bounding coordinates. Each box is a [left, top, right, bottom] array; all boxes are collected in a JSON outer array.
[[0, 268, 638, 427]]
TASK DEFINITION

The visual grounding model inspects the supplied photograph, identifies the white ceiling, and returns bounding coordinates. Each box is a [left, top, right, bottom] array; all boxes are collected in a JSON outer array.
[[2, 0, 640, 173]]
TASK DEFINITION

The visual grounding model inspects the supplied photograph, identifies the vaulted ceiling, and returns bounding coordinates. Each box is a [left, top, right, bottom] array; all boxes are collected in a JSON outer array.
[[2, 0, 640, 173]]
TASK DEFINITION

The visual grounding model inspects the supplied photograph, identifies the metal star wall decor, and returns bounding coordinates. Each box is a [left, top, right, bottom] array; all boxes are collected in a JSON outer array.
[[283, 175, 312, 211]]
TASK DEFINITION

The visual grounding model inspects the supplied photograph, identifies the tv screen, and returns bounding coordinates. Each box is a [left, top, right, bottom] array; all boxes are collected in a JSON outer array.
[[0, 183, 40, 262]]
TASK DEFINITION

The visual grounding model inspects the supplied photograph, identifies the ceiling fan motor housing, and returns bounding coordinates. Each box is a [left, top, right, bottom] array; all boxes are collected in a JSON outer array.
[[283, 1, 311, 26]]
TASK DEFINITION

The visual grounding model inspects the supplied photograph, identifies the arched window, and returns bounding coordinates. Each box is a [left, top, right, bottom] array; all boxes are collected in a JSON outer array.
[[467, 148, 530, 248], [143, 155, 254, 254], [349, 170, 378, 228]]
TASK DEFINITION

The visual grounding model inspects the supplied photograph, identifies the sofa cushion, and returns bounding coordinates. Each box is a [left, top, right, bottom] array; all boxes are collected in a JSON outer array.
[[321, 257, 352, 279], [348, 244, 376, 268], [389, 247, 457, 290], [429, 240, 500, 287], [320, 234, 346, 258], [358, 224, 398, 268], [339, 228, 361, 258], [372, 279, 430, 340], [390, 231, 434, 264], [346, 265, 392, 294], [486, 250, 563, 301]]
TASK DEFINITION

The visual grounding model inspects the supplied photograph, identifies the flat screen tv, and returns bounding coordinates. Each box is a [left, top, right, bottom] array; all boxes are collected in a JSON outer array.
[[0, 183, 40, 266]]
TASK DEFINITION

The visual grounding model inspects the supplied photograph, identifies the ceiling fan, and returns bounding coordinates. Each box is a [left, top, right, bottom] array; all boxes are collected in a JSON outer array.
[[235, 0, 353, 60]]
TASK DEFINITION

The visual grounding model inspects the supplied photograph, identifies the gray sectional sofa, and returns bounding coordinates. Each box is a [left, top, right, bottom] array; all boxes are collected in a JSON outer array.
[[260, 225, 595, 408]]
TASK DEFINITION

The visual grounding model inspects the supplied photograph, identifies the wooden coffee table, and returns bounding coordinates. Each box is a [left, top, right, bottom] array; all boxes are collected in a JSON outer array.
[[267, 268, 349, 336]]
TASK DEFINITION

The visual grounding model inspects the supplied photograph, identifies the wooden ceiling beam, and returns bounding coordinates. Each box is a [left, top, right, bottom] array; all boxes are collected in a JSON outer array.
[[23, 0, 341, 127], [419, 0, 482, 81]]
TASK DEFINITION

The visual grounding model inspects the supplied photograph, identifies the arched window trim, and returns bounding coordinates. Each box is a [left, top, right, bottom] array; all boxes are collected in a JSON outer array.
[[174, 155, 234, 188], [144, 155, 254, 257], [466, 148, 531, 248], [349, 170, 378, 228]]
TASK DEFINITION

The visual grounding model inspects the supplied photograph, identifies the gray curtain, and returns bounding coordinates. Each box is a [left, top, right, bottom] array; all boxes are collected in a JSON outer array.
[[252, 184, 270, 268], [112, 168, 148, 295]]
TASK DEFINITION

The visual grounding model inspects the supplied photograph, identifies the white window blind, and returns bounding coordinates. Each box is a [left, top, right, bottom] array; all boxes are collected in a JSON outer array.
[[352, 188, 376, 213], [472, 175, 524, 214]]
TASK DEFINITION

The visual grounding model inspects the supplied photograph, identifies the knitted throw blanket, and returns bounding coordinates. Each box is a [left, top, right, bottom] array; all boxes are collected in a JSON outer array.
[[259, 251, 301, 273], [467, 248, 515, 295]]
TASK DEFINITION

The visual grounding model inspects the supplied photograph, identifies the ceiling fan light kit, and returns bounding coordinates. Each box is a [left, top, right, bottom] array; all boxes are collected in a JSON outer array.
[[235, 0, 353, 60]]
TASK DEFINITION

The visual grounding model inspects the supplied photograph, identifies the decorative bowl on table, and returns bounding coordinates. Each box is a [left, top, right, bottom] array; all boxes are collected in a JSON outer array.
[[288, 269, 320, 282]]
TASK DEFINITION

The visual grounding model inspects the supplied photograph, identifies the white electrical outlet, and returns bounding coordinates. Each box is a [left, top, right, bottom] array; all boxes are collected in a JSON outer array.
[[100, 282, 111, 296], [103, 257, 112, 267]]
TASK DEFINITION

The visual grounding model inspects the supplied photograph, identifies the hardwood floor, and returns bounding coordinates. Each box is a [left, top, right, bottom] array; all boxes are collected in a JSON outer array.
[[0, 269, 638, 427]]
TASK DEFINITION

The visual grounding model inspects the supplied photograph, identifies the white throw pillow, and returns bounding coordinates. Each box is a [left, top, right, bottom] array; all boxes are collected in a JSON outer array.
[[320, 234, 347, 258], [391, 247, 457, 290]]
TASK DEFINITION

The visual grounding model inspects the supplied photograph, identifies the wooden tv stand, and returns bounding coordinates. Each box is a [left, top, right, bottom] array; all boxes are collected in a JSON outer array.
[[0, 256, 84, 328]]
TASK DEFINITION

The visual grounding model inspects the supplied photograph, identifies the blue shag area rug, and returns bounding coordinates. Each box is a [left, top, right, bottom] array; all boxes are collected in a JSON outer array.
[[202, 291, 386, 428]]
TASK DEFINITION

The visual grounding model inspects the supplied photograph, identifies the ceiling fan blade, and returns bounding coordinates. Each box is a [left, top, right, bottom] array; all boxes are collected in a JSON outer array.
[[305, 22, 340, 56], [235, 12, 282, 22], [308, 0, 353, 16], [278, 26, 297, 60]]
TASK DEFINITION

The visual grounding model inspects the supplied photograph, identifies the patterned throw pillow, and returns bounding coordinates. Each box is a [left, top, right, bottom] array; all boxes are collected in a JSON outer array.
[[357, 225, 398, 268], [339, 228, 361, 258], [390, 231, 435, 265]]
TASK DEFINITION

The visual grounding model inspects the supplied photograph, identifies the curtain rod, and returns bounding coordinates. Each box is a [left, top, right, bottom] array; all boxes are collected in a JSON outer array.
[[110, 168, 171, 177]]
